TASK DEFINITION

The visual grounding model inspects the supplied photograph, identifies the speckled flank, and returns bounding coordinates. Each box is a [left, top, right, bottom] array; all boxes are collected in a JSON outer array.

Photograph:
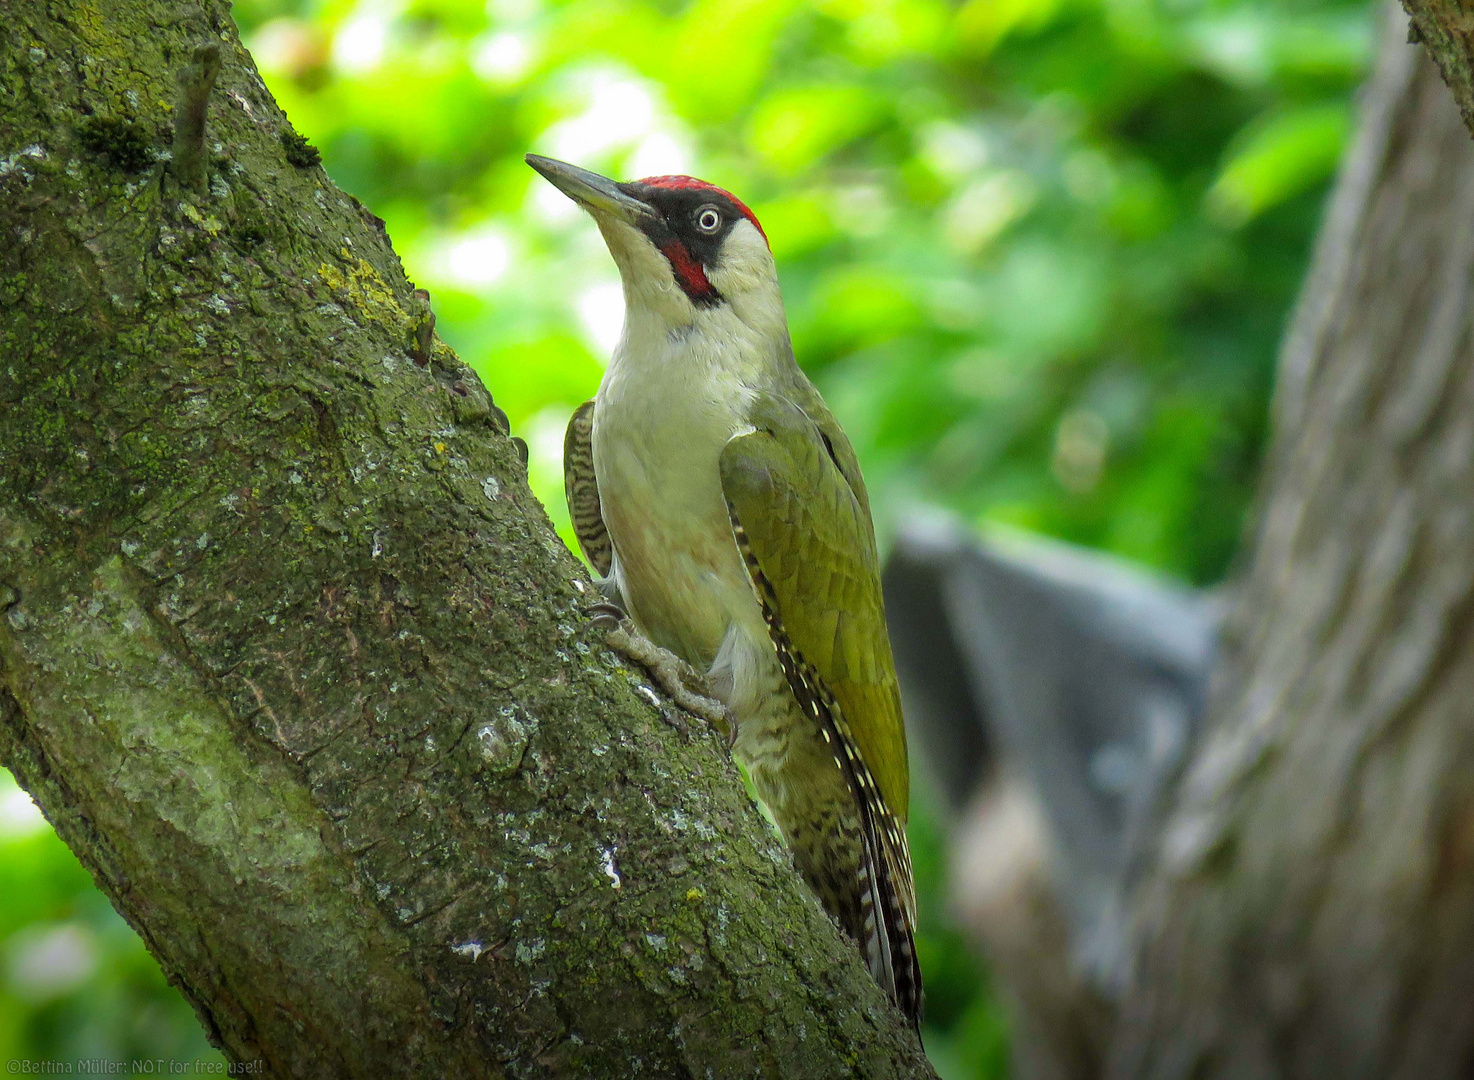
[[563, 400, 613, 577]]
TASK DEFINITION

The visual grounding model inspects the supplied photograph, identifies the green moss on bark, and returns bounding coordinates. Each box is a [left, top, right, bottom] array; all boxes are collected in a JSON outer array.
[[280, 127, 321, 168], [76, 113, 155, 171]]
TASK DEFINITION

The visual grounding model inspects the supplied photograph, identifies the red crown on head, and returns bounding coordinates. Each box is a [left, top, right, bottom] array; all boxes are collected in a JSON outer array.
[[637, 175, 768, 245]]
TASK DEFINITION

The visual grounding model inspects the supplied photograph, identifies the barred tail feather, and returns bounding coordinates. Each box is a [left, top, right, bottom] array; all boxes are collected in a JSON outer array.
[[876, 823, 922, 1027], [857, 833, 895, 997], [856, 764, 921, 1028]]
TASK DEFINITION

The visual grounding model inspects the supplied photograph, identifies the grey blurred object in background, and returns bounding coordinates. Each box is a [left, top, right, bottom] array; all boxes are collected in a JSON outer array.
[[883, 512, 1221, 1080]]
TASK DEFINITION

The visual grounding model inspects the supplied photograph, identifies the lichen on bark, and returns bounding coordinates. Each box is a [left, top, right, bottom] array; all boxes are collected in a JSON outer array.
[[0, 2, 934, 1076]]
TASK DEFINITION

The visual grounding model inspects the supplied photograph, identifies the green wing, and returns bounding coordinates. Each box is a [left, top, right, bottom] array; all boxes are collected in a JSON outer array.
[[719, 392, 910, 823], [720, 391, 919, 1019], [563, 400, 612, 578]]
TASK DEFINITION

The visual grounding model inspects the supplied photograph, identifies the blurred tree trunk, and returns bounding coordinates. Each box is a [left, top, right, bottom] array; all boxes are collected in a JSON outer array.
[[0, 3, 934, 1078], [1110, 7, 1474, 1079]]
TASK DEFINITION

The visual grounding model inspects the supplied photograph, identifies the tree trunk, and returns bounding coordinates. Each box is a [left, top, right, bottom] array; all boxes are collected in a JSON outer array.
[[1110, 7, 1474, 1078], [0, 3, 934, 1077], [1404, 0, 1474, 139]]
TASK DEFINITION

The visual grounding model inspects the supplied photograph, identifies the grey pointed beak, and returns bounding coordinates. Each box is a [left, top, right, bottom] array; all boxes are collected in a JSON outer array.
[[526, 154, 654, 225]]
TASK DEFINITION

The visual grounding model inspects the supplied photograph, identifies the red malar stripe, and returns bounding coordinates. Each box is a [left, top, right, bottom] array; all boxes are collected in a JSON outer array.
[[659, 239, 717, 301]]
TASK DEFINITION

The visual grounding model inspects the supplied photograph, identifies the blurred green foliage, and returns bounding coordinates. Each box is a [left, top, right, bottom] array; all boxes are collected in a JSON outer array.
[[3, 0, 1372, 1074], [230, 0, 1371, 587], [0, 770, 223, 1073]]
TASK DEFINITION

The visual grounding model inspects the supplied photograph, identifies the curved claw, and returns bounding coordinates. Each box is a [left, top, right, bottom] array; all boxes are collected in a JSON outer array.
[[585, 600, 627, 633]]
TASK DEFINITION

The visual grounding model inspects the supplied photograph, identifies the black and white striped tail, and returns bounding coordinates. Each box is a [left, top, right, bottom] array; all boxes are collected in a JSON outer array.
[[857, 805, 922, 1027]]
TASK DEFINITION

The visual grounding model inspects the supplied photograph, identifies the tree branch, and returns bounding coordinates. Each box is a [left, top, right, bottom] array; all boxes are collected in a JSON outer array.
[[170, 42, 221, 191], [0, 2, 933, 1076]]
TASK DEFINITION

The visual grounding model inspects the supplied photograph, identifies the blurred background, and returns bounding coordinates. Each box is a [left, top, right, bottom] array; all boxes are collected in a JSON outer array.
[[1, 0, 1374, 1073]]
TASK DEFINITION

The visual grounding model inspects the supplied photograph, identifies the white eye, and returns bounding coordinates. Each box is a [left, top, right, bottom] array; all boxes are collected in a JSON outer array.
[[696, 207, 722, 233]]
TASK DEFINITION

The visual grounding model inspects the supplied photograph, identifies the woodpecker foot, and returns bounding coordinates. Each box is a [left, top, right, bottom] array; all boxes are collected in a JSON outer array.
[[589, 605, 734, 740], [585, 601, 625, 633]]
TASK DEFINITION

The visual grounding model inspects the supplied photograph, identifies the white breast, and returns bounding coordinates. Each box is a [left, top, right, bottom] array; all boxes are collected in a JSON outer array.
[[592, 304, 769, 676]]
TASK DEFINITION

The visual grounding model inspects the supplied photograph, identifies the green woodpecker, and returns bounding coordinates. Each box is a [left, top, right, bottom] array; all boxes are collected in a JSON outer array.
[[528, 154, 920, 1025]]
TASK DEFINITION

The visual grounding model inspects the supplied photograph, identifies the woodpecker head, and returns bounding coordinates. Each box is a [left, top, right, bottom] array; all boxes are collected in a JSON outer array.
[[527, 154, 781, 336]]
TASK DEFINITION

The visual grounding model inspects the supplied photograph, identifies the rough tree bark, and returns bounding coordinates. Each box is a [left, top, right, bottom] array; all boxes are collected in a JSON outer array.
[[1109, 8, 1474, 1079], [0, 2, 934, 1077], [1404, 0, 1474, 137]]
